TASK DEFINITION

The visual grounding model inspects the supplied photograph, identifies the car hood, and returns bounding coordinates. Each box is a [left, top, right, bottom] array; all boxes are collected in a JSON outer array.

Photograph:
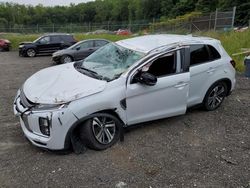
[[23, 63, 107, 104], [53, 49, 71, 56], [1, 39, 10, 43], [19, 41, 34, 45]]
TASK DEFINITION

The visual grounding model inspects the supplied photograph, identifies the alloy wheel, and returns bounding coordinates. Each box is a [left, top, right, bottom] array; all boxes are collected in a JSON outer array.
[[63, 56, 72, 63], [207, 85, 226, 109], [91, 116, 116, 145], [27, 49, 36, 57]]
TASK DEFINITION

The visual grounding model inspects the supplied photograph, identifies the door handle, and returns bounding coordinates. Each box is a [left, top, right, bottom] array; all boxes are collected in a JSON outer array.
[[207, 67, 215, 73], [174, 82, 188, 88]]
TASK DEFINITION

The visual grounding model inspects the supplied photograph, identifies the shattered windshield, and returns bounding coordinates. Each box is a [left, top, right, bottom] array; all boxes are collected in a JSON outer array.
[[76, 43, 145, 81]]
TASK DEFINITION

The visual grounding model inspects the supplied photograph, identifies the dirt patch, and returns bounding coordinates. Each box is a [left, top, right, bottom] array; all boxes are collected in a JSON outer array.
[[0, 51, 249, 187]]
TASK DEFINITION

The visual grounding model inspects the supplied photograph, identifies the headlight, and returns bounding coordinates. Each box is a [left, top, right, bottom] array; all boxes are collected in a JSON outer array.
[[39, 117, 50, 136], [19, 45, 24, 48], [52, 52, 60, 57], [32, 103, 68, 111]]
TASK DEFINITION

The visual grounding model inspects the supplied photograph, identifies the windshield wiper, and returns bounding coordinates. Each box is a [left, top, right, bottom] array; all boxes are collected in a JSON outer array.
[[76, 66, 104, 80]]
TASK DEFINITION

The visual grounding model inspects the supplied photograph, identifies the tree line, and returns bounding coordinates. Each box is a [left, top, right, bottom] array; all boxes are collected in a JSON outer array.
[[0, 0, 249, 28]]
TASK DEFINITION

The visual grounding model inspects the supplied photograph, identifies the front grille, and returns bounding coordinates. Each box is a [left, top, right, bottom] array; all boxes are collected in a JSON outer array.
[[20, 89, 35, 108], [22, 114, 32, 132]]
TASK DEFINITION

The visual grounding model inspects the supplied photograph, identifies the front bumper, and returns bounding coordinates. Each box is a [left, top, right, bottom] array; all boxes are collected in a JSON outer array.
[[14, 90, 78, 150], [19, 48, 26, 56], [1, 43, 11, 50], [52, 55, 61, 64]]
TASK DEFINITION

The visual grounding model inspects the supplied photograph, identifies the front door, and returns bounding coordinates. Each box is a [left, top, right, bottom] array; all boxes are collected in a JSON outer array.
[[74, 40, 95, 60], [36, 36, 54, 54], [126, 50, 190, 125]]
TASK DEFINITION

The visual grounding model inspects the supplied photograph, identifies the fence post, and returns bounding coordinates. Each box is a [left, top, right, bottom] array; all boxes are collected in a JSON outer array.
[[209, 13, 212, 30], [231, 6, 236, 29], [214, 8, 218, 31], [152, 18, 155, 33]]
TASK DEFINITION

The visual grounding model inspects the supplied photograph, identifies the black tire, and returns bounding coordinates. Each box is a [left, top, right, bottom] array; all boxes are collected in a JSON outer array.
[[203, 81, 228, 111], [26, 48, 36, 57], [79, 113, 123, 150], [61, 55, 73, 64]]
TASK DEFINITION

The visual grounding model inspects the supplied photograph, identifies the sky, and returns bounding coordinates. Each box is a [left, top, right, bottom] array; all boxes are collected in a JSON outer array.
[[2, 0, 93, 6]]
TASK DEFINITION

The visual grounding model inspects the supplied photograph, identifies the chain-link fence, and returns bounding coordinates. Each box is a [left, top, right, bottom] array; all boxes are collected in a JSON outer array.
[[0, 7, 236, 34], [0, 20, 151, 34], [152, 7, 237, 33]]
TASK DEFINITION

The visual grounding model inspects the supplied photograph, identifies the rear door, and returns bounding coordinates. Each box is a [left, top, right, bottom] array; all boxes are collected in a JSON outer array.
[[126, 49, 190, 125], [188, 44, 222, 106], [50, 35, 62, 52]]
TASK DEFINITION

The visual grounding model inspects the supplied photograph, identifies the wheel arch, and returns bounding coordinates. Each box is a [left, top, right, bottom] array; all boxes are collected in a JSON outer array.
[[61, 54, 74, 63], [202, 78, 232, 104], [212, 78, 232, 96], [66, 54, 74, 61], [64, 109, 125, 149], [25, 47, 37, 56]]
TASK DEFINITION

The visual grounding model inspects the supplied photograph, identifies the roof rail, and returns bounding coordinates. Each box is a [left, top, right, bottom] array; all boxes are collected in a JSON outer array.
[[147, 42, 190, 54]]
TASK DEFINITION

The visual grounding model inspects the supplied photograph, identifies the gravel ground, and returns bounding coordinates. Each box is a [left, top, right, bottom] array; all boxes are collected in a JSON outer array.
[[0, 51, 249, 188]]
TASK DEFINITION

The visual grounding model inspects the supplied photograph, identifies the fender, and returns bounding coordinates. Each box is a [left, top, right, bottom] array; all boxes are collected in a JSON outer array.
[[64, 109, 125, 149]]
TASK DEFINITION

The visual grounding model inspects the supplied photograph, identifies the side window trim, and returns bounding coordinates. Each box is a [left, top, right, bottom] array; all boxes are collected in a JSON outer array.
[[94, 40, 107, 47], [207, 44, 221, 61], [190, 44, 210, 67], [39, 36, 50, 44], [190, 44, 221, 67], [181, 46, 190, 72], [129, 49, 186, 84]]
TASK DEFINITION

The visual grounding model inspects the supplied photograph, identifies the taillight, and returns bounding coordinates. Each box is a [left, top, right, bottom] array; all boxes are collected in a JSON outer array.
[[230, 60, 236, 68]]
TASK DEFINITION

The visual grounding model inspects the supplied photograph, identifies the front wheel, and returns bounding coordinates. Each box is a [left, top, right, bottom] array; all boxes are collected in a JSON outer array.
[[61, 55, 73, 64], [26, 48, 36, 57], [79, 113, 123, 150], [203, 82, 228, 111]]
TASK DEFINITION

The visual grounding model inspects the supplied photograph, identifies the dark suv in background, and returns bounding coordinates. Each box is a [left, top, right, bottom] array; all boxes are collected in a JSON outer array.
[[19, 33, 77, 57], [52, 39, 110, 64]]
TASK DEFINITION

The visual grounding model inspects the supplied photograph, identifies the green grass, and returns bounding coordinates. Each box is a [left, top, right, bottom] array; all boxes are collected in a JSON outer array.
[[1, 30, 249, 72]]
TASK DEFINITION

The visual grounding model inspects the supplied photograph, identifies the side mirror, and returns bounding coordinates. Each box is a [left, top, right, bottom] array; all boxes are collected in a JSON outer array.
[[76, 46, 80, 51], [135, 72, 157, 86]]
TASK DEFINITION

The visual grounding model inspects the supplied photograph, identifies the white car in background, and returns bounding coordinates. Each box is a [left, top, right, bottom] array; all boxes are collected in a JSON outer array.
[[13, 35, 236, 151]]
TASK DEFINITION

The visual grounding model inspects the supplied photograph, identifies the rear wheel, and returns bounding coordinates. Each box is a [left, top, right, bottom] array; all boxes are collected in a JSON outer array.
[[61, 55, 73, 64], [203, 82, 228, 111], [26, 48, 36, 57], [79, 113, 123, 150]]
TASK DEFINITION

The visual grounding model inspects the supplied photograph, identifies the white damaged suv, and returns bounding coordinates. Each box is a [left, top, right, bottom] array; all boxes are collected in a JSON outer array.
[[14, 35, 236, 151]]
